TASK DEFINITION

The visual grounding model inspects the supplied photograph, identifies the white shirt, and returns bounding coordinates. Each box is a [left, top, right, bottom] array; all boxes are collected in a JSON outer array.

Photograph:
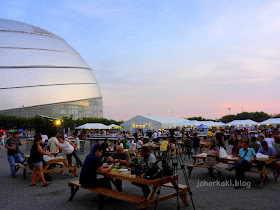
[[137, 140, 143, 149], [64, 134, 68, 140], [265, 138, 274, 148], [157, 131, 161, 137], [47, 137, 59, 153], [127, 141, 136, 150], [74, 137, 80, 149], [41, 135, 48, 144], [58, 141, 74, 154], [152, 132, 157, 139]]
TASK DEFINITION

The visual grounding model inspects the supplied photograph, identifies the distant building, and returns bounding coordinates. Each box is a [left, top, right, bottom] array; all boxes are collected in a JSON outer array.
[[0, 19, 102, 119], [121, 115, 186, 132]]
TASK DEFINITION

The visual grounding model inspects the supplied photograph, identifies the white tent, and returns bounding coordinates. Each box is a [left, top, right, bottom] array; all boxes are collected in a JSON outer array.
[[200, 121, 226, 127], [171, 120, 200, 128], [75, 123, 110, 130], [260, 118, 280, 126], [226, 119, 258, 127], [108, 124, 121, 128], [121, 115, 186, 131]]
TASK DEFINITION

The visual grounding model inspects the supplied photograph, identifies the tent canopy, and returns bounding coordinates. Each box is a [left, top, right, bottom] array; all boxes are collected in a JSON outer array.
[[75, 123, 110, 130], [17, 129, 25, 132], [196, 124, 210, 129], [260, 118, 280, 126], [226, 119, 258, 127], [171, 120, 200, 127], [108, 124, 120, 128], [7, 129, 15, 132]]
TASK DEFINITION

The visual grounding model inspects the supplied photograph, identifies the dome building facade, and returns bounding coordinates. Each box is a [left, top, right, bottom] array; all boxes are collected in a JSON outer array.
[[0, 19, 103, 119]]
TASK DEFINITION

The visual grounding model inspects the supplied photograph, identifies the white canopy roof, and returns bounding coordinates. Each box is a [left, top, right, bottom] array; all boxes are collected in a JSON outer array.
[[108, 124, 120, 128], [226, 119, 258, 127], [260, 118, 280, 125], [75, 123, 110, 130], [199, 121, 226, 127], [214, 122, 226, 127], [171, 120, 200, 127]]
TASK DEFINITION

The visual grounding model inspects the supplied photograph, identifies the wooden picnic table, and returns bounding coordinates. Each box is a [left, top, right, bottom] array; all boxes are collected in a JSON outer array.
[[16, 155, 78, 182], [104, 169, 189, 209], [188, 153, 276, 188]]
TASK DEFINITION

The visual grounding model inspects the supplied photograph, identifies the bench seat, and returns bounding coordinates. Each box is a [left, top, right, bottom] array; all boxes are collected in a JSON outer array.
[[69, 180, 147, 209]]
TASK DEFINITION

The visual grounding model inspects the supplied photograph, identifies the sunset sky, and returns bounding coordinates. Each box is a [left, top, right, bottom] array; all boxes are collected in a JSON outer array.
[[1, 0, 280, 121]]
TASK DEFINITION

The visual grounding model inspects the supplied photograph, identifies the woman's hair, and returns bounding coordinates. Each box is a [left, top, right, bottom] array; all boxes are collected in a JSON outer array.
[[33, 134, 42, 145]]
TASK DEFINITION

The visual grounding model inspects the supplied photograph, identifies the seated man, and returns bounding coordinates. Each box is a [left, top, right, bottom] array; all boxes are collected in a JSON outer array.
[[160, 138, 169, 153], [132, 146, 156, 197], [80, 145, 112, 188], [108, 146, 129, 191], [101, 138, 113, 157], [249, 137, 261, 153], [257, 141, 277, 171], [228, 141, 255, 188], [127, 138, 136, 151]]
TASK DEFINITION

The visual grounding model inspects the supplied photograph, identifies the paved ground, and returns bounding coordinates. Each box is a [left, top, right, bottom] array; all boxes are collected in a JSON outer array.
[[0, 140, 279, 210]]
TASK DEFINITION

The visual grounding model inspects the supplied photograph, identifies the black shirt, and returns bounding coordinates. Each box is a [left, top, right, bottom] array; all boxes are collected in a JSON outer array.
[[193, 137, 200, 148], [101, 142, 109, 154], [6, 137, 22, 156], [80, 153, 102, 186], [215, 133, 225, 146], [30, 144, 43, 163]]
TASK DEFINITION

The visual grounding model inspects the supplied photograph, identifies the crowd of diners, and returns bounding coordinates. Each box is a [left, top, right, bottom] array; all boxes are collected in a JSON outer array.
[[2, 126, 280, 191]]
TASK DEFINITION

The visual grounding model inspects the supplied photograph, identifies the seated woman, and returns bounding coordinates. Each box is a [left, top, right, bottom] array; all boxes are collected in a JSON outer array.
[[232, 141, 242, 156], [204, 144, 219, 179], [29, 135, 52, 186]]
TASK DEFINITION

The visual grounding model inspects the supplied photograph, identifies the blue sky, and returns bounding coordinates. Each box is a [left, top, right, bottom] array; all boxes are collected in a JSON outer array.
[[1, 0, 280, 120]]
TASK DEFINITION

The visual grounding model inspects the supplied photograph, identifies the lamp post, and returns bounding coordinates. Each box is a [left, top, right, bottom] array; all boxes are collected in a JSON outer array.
[[240, 105, 244, 112], [168, 110, 175, 117], [227, 108, 231, 115]]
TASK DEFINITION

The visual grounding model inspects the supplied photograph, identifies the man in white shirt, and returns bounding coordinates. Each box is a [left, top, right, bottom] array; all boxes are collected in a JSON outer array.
[[41, 134, 48, 145], [157, 130, 161, 137], [0, 133, 5, 146], [151, 132, 157, 140], [265, 134, 275, 148], [64, 133, 68, 140], [72, 133, 80, 150], [47, 133, 59, 156], [127, 138, 137, 150], [137, 137, 143, 149]]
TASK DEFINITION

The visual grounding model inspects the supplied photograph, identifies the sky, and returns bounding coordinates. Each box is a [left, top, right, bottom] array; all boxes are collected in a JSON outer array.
[[1, 0, 280, 121]]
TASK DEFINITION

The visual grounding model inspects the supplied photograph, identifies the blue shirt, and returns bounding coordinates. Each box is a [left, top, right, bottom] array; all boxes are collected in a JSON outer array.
[[239, 148, 255, 162], [90, 143, 101, 153], [257, 147, 276, 156]]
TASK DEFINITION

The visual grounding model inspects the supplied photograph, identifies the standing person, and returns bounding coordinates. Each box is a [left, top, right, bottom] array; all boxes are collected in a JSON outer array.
[[0, 133, 5, 146], [137, 137, 143, 150], [192, 133, 201, 155], [204, 144, 219, 179], [215, 129, 226, 149], [5, 132, 23, 178], [29, 135, 52, 186], [47, 133, 59, 157], [80, 145, 112, 188], [53, 135, 83, 171], [72, 133, 80, 150]]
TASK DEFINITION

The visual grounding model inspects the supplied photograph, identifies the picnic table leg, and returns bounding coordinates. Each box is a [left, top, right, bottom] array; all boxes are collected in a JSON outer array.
[[171, 181, 189, 207], [23, 168, 26, 179], [188, 167, 193, 177], [63, 162, 78, 177], [147, 185, 158, 200], [68, 185, 79, 201], [35, 163, 51, 183], [259, 165, 267, 189]]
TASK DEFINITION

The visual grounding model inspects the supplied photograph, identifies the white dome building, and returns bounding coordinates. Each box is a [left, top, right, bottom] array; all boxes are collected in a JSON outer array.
[[0, 19, 102, 119]]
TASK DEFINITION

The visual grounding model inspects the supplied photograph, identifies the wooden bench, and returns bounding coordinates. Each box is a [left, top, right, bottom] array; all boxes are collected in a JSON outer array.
[[187, 164, 208, 177], [15, 163, 32, 179], [68, 180, 148, 210]]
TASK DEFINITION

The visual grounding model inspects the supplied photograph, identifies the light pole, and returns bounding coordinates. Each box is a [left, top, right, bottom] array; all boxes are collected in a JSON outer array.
[[240, 105, 244, 112], [227, 108, 231, 115], [168, 110, 175, 117]]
